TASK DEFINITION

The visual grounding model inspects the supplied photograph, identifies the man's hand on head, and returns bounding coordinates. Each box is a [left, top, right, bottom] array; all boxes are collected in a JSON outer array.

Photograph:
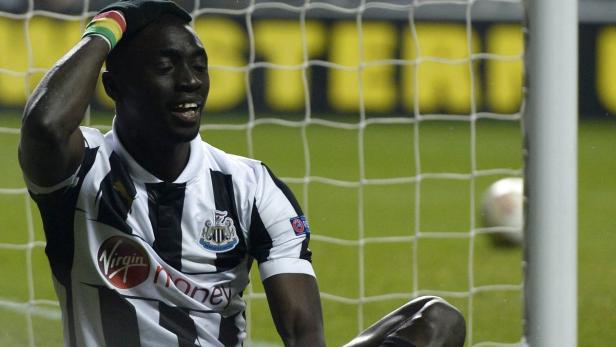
[[82, 0, 192, 52], [99, 0, 192, 37]]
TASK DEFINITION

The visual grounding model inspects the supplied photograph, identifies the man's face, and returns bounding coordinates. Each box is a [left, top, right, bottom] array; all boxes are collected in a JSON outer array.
[[110, 17, 210, 143]]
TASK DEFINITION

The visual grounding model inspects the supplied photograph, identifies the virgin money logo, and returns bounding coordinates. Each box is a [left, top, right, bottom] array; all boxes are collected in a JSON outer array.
[[97, 236, 150, 289]]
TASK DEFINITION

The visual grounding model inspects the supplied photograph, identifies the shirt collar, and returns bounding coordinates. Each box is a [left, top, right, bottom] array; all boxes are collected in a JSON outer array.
[[106, 117, 204, 184]]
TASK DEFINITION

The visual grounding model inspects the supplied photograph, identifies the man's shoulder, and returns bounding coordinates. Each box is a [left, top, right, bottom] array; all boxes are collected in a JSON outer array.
[[200, 140, 263, 177]]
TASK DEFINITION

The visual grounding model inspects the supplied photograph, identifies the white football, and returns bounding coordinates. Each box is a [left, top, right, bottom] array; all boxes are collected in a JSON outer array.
[[481, 177, 524, 246]]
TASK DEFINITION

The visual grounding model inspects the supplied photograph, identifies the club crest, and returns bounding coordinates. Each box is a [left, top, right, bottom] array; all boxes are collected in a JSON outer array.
[[199, 210, 239, 253]]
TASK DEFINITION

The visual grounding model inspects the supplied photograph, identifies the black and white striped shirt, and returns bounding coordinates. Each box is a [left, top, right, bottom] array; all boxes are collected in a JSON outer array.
[[27, 125, 314, 347]]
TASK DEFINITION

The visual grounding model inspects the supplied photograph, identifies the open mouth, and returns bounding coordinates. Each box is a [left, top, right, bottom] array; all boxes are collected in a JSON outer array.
[[170, 102, 201, 122]]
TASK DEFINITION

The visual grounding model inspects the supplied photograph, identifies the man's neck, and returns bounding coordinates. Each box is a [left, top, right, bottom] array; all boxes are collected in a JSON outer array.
[[116, 125, 191, 182]]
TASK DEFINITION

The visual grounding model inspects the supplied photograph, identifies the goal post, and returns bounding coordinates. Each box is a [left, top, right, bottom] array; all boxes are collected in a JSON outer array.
[[524, 0, 578, 346]]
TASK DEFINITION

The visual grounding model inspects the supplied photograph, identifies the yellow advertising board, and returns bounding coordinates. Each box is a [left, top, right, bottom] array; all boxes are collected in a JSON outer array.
[[0, 16, 528, 115]]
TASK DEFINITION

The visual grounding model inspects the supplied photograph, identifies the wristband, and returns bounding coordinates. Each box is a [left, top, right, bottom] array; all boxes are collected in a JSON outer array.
[[82, 10, 127, 51]]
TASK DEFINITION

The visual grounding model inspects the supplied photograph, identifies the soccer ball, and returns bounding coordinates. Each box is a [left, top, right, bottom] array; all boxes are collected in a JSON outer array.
[[481, 177, 524, 246]]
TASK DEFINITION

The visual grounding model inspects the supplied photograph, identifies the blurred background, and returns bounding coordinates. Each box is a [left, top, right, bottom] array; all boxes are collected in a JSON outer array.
[[0, 0, 614, 346]]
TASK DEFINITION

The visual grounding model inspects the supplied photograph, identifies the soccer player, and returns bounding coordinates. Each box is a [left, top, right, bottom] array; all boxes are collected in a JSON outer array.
[[18, 1, 465, 346], [19, 1, 323, 346]]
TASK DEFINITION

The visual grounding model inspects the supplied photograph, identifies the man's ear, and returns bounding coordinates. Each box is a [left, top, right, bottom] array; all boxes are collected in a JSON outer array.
[[102, 71, 117, 101]]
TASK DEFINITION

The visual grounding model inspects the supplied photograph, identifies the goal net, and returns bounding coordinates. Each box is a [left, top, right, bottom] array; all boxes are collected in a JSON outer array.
[[0, 0, 525, 346]]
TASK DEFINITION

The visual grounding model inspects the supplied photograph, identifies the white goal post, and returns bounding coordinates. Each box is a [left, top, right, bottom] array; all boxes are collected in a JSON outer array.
[[524, 0, 578, 346]]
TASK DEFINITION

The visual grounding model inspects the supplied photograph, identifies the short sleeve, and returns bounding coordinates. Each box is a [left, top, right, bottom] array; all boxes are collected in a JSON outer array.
[[248, 164, 315, 280], [24, 166, 81, 195], [25, 127, 102, 284]]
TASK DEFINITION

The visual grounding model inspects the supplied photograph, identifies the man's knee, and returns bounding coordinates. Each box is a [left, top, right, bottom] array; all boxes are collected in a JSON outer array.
[[344, 296, 466, 347], [418, 298, 466, 347]]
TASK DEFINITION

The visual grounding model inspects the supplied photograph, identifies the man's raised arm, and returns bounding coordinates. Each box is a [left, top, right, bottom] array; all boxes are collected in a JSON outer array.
[[19, 35, 109, 187], [19, 0, 191, 187]]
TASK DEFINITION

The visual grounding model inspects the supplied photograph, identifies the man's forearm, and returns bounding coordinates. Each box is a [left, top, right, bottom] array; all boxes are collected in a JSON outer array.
[[264, 274, 325, 347], [282, 329, 325, 347]]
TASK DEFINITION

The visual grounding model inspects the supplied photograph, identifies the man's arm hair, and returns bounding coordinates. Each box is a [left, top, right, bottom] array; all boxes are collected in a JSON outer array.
[[19, 36, 109, 187], [263, 273, 325, 347]]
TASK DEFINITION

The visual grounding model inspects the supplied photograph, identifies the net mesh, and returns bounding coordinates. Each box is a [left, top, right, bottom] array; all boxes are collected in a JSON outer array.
[[0, 0, 525, 346]]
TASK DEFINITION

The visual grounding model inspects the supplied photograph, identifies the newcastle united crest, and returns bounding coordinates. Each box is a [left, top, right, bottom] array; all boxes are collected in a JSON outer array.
[[199, 210, 239, 253]]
